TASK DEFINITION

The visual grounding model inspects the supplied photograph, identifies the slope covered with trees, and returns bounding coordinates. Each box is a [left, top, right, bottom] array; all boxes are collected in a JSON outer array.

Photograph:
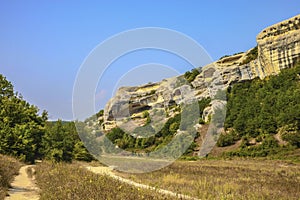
[[218, 62, 300, 157]]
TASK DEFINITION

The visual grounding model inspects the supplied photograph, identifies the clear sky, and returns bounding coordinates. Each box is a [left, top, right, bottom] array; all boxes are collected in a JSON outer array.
[[0, 1, 299, 120]]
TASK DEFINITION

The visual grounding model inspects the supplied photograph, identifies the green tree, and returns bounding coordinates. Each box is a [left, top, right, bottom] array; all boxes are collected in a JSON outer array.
[[0, 75, 47, 163], [223, 62, 300, 156], [73, 141, 94, 161], [42, 120, 74, 162], [0, 75, 13, 98]]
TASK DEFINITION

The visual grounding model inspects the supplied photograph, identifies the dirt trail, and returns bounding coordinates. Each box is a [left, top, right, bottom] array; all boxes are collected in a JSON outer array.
[[5, 165, 39, 200], [86, 166, 199, 200]]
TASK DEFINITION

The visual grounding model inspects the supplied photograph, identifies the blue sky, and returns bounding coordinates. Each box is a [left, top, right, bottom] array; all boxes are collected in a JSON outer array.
[[0, 1, 299, 120]]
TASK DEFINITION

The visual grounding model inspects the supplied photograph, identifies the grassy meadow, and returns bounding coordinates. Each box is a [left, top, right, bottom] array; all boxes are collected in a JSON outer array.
[[35, 161, 171, 200], [1, 154, 299, 200], [116, 159, 300, 200]]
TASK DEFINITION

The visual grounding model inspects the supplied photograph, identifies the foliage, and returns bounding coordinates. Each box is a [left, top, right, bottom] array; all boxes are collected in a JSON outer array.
[[225, 63, 300, 136], [106, 127, 126, 143], [42, 121, 94, 162], [239, 46, 258, 65], [142, 110, 151, 125], [223, 62, 300, 155], [0, 75, 13, 98], [96, 109, 104, 118], [42, 121, 74, 162], [0, 74, 94, 163], [219, 52, 243, 60], [226, 135, 284, 157], [217, 130, 240, 147], [282, 131, 300, 148], [0, 75, 47, 163], [149, 89, 156, 95], [104, 98, 211, 155], [104, 114, 188, 154], [184, 68, 200, 83], [219, 55, 231, 60], [198, 97, 211, 116]]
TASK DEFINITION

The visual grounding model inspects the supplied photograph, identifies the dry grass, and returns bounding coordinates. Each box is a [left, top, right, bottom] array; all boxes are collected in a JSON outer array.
[[0, 154, 22, 200], [35, 161, 171, 200], [116, 159, 300, 200]]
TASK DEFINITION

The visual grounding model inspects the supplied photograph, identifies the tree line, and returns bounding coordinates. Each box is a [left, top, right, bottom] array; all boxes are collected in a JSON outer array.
[[0, 75, 93, 163]]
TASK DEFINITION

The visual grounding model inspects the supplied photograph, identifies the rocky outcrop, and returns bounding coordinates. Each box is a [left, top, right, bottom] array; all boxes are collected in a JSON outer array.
[[257, 14, 300, 77], [102, 14, 300, 131]]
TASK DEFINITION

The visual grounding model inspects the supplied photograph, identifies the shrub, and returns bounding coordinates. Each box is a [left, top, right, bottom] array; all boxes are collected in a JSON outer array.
[[96, 109, 104, 118], [0, 155, 22, 199], [184, 68, 200, 83], [282, 131, 300, 147], [239, 46, 258, 65], [198, 97, 211, 116], [217, 131, 240, 147]]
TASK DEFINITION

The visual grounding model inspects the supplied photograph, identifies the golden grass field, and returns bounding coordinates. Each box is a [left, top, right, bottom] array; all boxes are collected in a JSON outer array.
[[2, 155, 300, 200], [116, 158, 300, 200], [35, 161, 171, 200]]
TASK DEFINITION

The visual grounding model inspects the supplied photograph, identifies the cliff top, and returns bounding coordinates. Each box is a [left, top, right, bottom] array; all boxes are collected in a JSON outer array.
[[257, 14, 300, 40]]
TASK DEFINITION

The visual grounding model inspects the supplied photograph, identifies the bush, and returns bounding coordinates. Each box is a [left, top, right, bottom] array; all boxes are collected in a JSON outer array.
[[239, 46, 258, 65], [96, 110, 104, 118], [106, 127, 126, 143], [282, 131, 300, 147], [198, 97, 211, 116], [217, 131, 240, 147], [184, 68, 200, 83], [0, 155, 22, 199], [226, 135, 281, 157]]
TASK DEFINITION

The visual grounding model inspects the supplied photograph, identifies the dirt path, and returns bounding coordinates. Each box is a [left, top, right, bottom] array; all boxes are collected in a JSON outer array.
[[5, 165, 39, 200], [86, 166, 199, 200]]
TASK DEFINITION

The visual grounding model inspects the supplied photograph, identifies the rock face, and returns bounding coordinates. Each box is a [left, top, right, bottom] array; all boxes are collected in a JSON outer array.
[[257, 14, 300, 78], [103, 77, 193, 131], [102, 14, 300, 131]]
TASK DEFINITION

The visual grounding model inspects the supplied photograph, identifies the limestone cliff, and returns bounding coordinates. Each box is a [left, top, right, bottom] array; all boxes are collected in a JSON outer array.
[[102, 14, 300, 132], [257, 14, 300, 77]]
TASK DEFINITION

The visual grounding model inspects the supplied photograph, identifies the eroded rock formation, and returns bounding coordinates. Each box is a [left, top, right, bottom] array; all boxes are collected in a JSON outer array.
[[257, 14, 300, 77], [102, 14, 300, 131]]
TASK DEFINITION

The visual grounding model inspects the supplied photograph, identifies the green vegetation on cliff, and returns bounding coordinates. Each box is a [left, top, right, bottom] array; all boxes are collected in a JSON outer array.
[[239, 46, 258, 65], [105, 98, 211, 155], [219, 62, 300, 157], [184, 68, 200, 83]]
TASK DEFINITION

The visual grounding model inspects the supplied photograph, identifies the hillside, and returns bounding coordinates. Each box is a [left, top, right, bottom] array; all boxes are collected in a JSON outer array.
[[90, 14, 300, 160]]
